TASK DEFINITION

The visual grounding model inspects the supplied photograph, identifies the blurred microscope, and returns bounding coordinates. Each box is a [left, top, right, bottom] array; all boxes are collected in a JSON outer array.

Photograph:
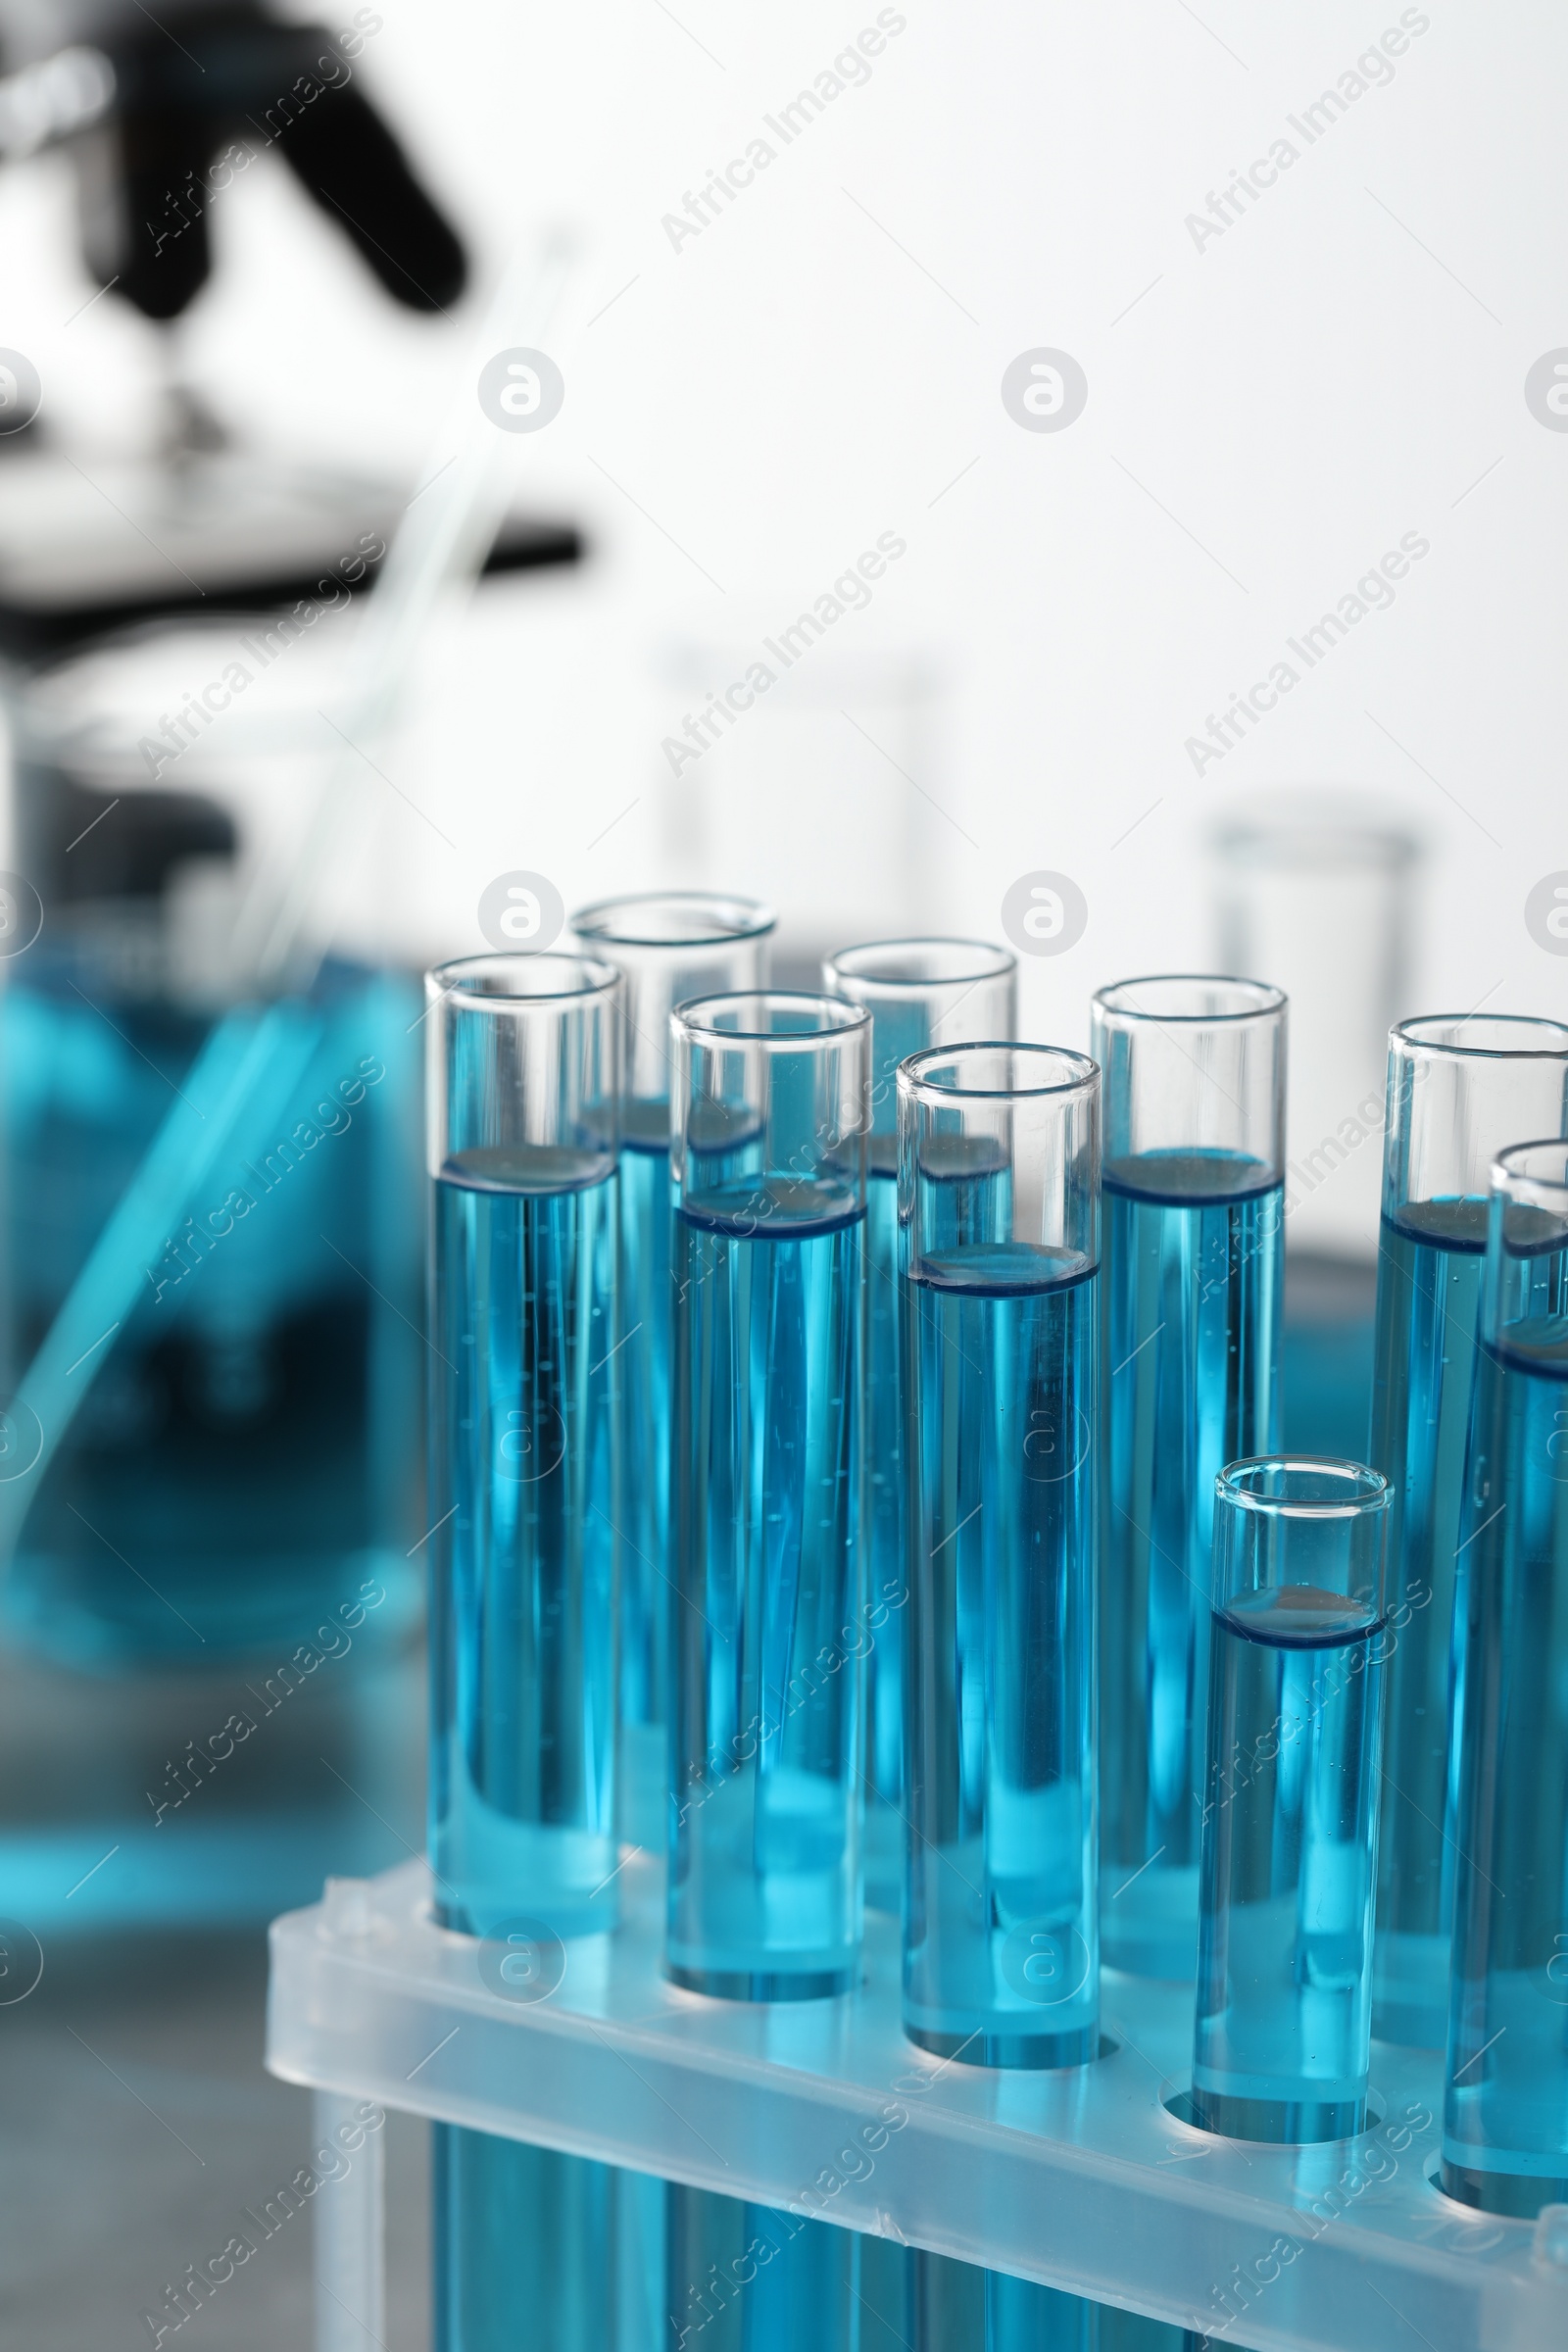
[[0, 0, 578, 652], [0, 1, 578, 1930]]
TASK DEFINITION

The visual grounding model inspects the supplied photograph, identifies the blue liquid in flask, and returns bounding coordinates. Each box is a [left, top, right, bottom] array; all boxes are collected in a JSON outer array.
[[667, 1171, 862, 1998], [1099, 1150, 1282, 1980], [3, 956, 421, 1663], [1193, 1585, 1384, 2143]]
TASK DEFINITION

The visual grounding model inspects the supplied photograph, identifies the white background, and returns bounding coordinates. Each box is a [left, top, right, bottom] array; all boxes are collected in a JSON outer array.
[[4, 0, 1566, 1246]]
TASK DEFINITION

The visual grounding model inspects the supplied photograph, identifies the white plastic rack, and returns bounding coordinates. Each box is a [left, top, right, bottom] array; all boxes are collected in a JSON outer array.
[[266, 1854, 1567, 2352]]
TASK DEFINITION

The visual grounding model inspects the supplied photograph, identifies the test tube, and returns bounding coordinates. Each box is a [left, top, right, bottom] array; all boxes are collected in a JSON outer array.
[[1442, 1139, 1568, 2218], [822, 938, 1017, 1912], [426, 952, 621, 1934], [1368, 1015, 1568, 2047], [664, 2184, 860, 2350], [899, 1043, 1100, 2066], [1193, 1457, 1391, 2143], [570, 890, 775, 1849], [666, 991, 869, 1996], [424, 953, 622, 2352], [1092, 977, 1287, 1980]]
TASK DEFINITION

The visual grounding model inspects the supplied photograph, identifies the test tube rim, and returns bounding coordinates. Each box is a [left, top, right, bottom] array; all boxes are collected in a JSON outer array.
[[569, 889, 777, 950], [1490, 1135, 1568, 1210], [1392, 1010, 1568, 1062], [426, 951, 621, 1007], [1215, 1453, 1392, 1520], [1092, 972, 1286, 1027], [897, 1039, 1097, 1103], [671, 988, 870, 1046], [824, 936, 1017, 992]]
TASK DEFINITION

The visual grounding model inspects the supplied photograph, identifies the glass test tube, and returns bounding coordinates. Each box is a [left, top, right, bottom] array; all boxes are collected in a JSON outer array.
[[426, 953, 621, 1936], [822, 939, 1017, 1914], [1193, 1457, 1391, 2144], [1442, 1140, 1568, 2218], [1368, 1015, 1568, 2047], [1092, 977, 1286, 1980], [909, 2250, 1103, 2350], [899, 1043, 1100, 2066], [666, 991, 868, 1996], [571, 890, 775, 1850], [664, 2182, 861, 2351], [434, 2134, 660, 2352], [425, 955, 623, 2352]]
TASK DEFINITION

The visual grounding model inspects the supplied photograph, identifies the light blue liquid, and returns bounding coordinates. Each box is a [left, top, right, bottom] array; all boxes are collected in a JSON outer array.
[[2, 959, 421, 1663], [429, 1146, 618, 1940], [864, 1153, 906, 1912], [1443, 1317, 1568, 2216], [1368, 1200, 1486, 2046], [1283, 1259, 1377, 1460], [667, 1174, 863, 1998], [434, 2130, 663, 2352], [665, 2183, 857, 2350], [617, 1104, 675, 1849], [1194, 1586, 1384, 2143], [1100, 1152, 1282, 1980], [909, 2249, 1187, 2348], [903, 1231, 1098, 2068], [429, 1146, 622, 2352], [986, 2272, 1099, 2350]]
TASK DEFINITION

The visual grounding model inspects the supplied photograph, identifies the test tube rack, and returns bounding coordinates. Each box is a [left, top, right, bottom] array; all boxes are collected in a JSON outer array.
[[265, 1855, 1568, 2351]]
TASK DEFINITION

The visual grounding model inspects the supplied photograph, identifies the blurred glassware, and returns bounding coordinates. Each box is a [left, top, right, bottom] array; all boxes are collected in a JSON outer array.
[[1, 617, 424, 1669], [0, 1626, 422, 1933], [1209, 804, 1421, 1457], [0, 434, 581, 670], [659, 619, 941, 980]]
